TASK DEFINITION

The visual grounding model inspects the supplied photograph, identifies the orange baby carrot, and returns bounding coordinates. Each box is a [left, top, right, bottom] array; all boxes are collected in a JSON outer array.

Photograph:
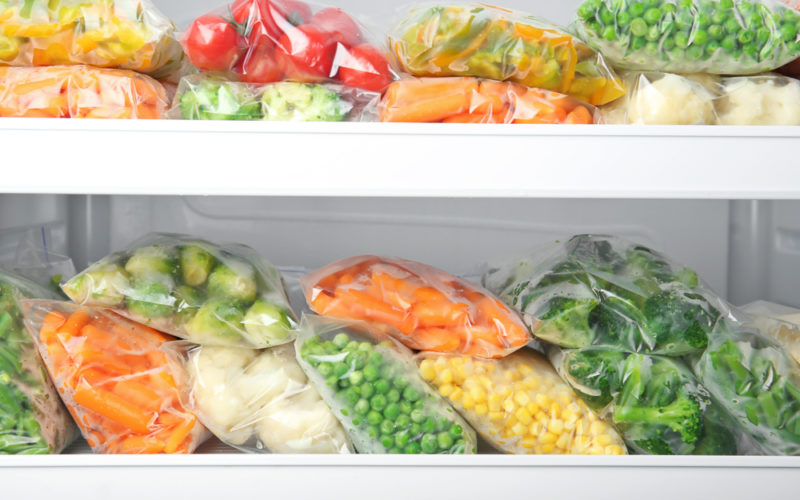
[[411, 301, 470, 327], [113, 380, 163, 413], [164, 414, 197, 454], [73, 384, 154, 434], [40, 311, 66, 343], [121, 435, 166, 454], [58, 309, 90, 337]]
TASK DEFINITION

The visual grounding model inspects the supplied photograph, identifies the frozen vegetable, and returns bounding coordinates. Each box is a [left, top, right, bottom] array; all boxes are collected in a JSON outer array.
[[296, 316, 477, 454], [418, 350, 626, 454], [0, 0, 182, 77], [21, 300, 206, 454], [380, 77, 596, 124], [62, 233, 296, 349], [740, 301, 800, 365], [483, 235, 724, 356], [0, 271, 76, 454], [182, 0, 393, 92], [170, 342, 352, 453], [301, 255, 531, 359], [389, 4, 625, 106], [716, 75, 800, 125], [0, 65, 168, 118], [554, 347, 737, 455], [575, 0, 800, 74]]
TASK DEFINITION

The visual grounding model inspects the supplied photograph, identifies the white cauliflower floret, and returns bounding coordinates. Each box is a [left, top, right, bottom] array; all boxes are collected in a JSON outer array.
[[603, 73, 716, 125], [716, 76, 800, 125]]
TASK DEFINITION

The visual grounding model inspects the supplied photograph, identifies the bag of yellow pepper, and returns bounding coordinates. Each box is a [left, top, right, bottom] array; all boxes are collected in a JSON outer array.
[[418, 349, 626, 455], [0, 0, 183, 78], [388, 3, 625, 106]]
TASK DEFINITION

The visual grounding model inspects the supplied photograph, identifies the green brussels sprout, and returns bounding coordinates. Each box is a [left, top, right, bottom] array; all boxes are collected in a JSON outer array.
[[174, 285, 205, 324], [179, 245, 215, 286], [126, 281, 175, 320], [241, 300, 295, 346], [207, 262, 258, 303], [62, 264, 129, 307], [184, 299, 245, 343], [124, 246, 177, 281]]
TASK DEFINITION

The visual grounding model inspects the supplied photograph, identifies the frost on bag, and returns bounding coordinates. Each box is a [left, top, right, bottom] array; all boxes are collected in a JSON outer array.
[[0, 271, 76, 454], [296, 316, 477, 454], [552, 347, 737, 455], [62, 233, 297, 349], [0, 65, 169, 118], [574, 0, 800, 75], [170, 74, 379, 121], [417, 350, 626, 455], [20, 300, 207, 454], [181, 0, 394, 92], [482, 235, 726, 356], [388, 4, 625, 106], [380, 77, 597, 124], [301, 255, 532, 359], [167, 341, 352, 453], [0, 0, 183, 77]]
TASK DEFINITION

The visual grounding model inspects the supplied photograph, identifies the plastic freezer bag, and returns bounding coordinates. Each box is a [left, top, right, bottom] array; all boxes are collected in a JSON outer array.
[[482, 235, 726, 356], [170, 74, 379, 121], [181, 0, 394, 92], [380, 77, 597, 124], [553, 347, 737, 455], [574, 0, 800, 75], [301, 255, 532, 359], [0, 65, 168, 118], [0, 270, 76, 454], [62, 233, 297, 349], [20, 300, 207, 453], [167, 342, 352, 453], [740, 301, 800, 365], [715, 74, 800, 125], [417, 350, 626, 455], [296, 316, 477, 454], [0, 0, 183, 77], [389, 3, 625, 106]]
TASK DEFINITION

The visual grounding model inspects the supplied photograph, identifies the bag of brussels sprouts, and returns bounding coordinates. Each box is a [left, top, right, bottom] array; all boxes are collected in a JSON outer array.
[[62, 233, 297, 349], [574, 0, 800, 74], [296, 315, 477, 454]]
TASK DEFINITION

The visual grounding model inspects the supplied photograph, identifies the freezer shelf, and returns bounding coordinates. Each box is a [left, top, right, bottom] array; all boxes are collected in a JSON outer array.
[[2, 119, 799, 199]]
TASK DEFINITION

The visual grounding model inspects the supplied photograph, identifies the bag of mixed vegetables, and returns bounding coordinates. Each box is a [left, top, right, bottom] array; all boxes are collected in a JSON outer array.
[[0, 0, 183, 77], [170, 74, 379, 121], [0, 65, 168, 118], [20, 300, 207, 454], [296, 315, 477, 454], [166, 341, 352, 453], [380, 77, 597, 124], [388, 3, 625, 106], [417, 349, 626, 454], [182, 0, 394, 92], [482, 235, 727, 356], [0, 270, 76, 454], [62, 233, 297, 349], [574, 0, 800, 75], [301, 255, 532, 359]]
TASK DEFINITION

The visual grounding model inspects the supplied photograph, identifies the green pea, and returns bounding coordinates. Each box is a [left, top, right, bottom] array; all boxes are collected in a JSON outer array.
[[696, 11, 711, 28], [588, 21, 603, 34], [367, 425, 380, 438], [756, 27, 770, 44], [338, 379, 350, 389], [643, 7, 661, 25], [358, 341, 372, 352], [393, 376, 409, 390], [599, 6, 614, 24], [421, 434, 438, 454], [349, 352, 366, 370], [436, 418, 451, 431], [386, 388, 401, 403], [455, 439, 466, 452], [388, 447, 402, 454], [375, 379, 390, 394], [787, 40, 800, 54], [662, 36, 676, 50], [708, 24, 724, 39], [399, 401, 413, 414], [738, 29, 754, 44], [333, 333, 349, 348], [363, 364, 379, 382], [360, 382, 375, 399], [369, 352, 383, 365], [367, 410, 383, 426], [380, 419, 395, 435], [450, 424, 464, 439], [349, 370, 364, 386], [352, 417, 360, 426], [725, 17, 741, 34], [721, 35, 737, 52], [318, 362, 333, 377], [409, 423, 422, 437], [720, 0, 734, 9], [404, 441, 421, 454], [395, 431, 410, 448], [711, 10, 727, 25], [743, 43, 758, 59], [437, 432, 454, 450], [341, 408, 349, 417], [322, 340, 336, 353], [644, 41, 659, 55], [343, 387, 360, 406], [333, 362, 349, 378], [371, 394, 387, 411], [738, 1, 754, 16], [677, 0, 692, 8], [687, 45, 704, 59], [578, 3, 596, 20], [631, 36, 646, 50], [380, 364, 393, 379], [345, 340, 359, 352], [645, 25, 660, 42], [693, 29, 709, 46], [675, 31, 690, 48], [663, 3, 676, 15], [403, 386, 421, 402], [422, 417, 436, 433], [631, 17, 648, 36], [617, 11, 632, 27], [396, 414, 411, 429], [384, 403, 401, 421], [410, 408, 425, 423], [676, 9, 694, 29], [630, 2, 645, 17], [705, 39, 721, 54], [413, 399, 425, 410], [746, 13, 763, 29], [781, 23, 798, 42], [325, 375, 338, 387], [355, 398, 370, 415]]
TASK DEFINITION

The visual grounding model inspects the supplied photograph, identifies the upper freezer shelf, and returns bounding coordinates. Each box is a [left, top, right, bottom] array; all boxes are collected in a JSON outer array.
[[1, 120, 799, 199]]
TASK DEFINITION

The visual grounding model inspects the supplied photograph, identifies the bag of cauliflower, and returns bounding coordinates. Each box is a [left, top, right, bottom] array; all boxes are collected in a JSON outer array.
[[165, 341, 353, 454], [716, 74, 800, 125]]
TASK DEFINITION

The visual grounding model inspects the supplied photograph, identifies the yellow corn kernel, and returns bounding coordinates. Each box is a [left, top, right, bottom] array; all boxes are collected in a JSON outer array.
[[549, 419, 564, 434], [535, 411, 547, 423], [574, 435, 590, 449], [588, 445, 606, 455], [588, 412, 598, 422], [596, 434, 613, 446], [524, 377, 539, 390], [564, 419, 576, 431], [561, 409, 577, 424], [419, 360, 436, 381], [518, 363, 533, 375], [575, 420, 585, 434], [513, 391, 531, 407], [449, 387, 463, 402], [520, 438, 537, 449], [506, 415, 518, 428], [479, 375, 493, 390], [503, 370, 515, 383], [515, 407, 533, 425], [541, 432, 557, 444], [556, 433, 570, 450], [474, 404, 488, 416], [535, 393, 550, 407], [511, 423, 527, 437], [500, 387, 512, 398], [470, 386, 486, 403], [462, 392, 475, 410], [558, 392, 572, 406], [590, 421, 606, 435], [529, 421, 542, 436], [526, 402, 540, 415], [606, 445, 624, 455], [439, 384, 454, 398], [489, 394, 503, 412], [542, 443, 556, 453], [489, 411, 505, 422], [549, 402, 561, 419], [503, 398, 516, 413], [438, 369, 453, 385], [568, 402, 582, 414]]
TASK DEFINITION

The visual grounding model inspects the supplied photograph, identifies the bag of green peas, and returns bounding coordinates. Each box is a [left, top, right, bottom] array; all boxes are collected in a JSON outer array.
[[574, 0, 800, 74], [295, 315, 478, 454]]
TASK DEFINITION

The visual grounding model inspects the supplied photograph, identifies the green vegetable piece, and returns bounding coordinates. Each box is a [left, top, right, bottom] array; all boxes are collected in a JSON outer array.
[[62, 263, 129, 307], [630, 2, 645, 17], [261, 82, 349, 122], [643, 8, 661, 25], [631, 17, 648, 37], [179, 78, 261, 120], [184, 299, 245, 343], [242, 300, 293, 346], [179, 245, 215, 286], [126, 281, 174, 320], [602, 25, 616, 41], [124, 246, 176, 281], [207, 262, 258, 303]]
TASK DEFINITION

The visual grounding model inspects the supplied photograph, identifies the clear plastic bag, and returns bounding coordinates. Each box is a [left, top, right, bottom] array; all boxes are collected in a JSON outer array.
[[740, 301, 800, 365], [0, 65, 169, 118], [380, 77, 597, 124], [574, 0, 800, 75], [552, 347, 738, 455], [0, 0, 183, 77], [169, 73, 379, 121], [301, 255, 532, 359], [20, 300, 207, 454], [181, 0, 394, 92], [388, 3, 625, 106], [715, 74, 800, 125], [166, 341, 353, 454], [14, 226, 75, 294], [482, 235, 728, 356], [417, 349, 626, 454], [62, 233, 297, 349], [295, 315, 477, 454], [0, 270, 77, 454]]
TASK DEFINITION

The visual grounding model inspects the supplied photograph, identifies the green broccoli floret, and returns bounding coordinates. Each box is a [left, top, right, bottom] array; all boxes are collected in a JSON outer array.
[[642, 290, 716, 354], [565, 235, 625, 274], [564, 348, 626, 409], [207, 262, 258, 304], [179, 78, 262, 120], [634, 438, 675, 455], [260, 82, 350, 121], [589, 294, 648, 349], [535, 296, 598, 348], [692, 413, 737, 455], [625, 246, 675, 283], [179, 245, 215, 287]]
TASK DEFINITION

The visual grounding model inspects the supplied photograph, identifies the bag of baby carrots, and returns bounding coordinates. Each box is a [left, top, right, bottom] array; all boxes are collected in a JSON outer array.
[[20, 300, 207, 454], [380, 77, 597, 124], [300, 256, 532, 359]]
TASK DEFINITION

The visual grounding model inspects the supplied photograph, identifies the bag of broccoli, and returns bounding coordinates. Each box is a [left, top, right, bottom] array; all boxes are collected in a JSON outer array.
[[62, 233, 297, 349], [574, 0, 800, 75]]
